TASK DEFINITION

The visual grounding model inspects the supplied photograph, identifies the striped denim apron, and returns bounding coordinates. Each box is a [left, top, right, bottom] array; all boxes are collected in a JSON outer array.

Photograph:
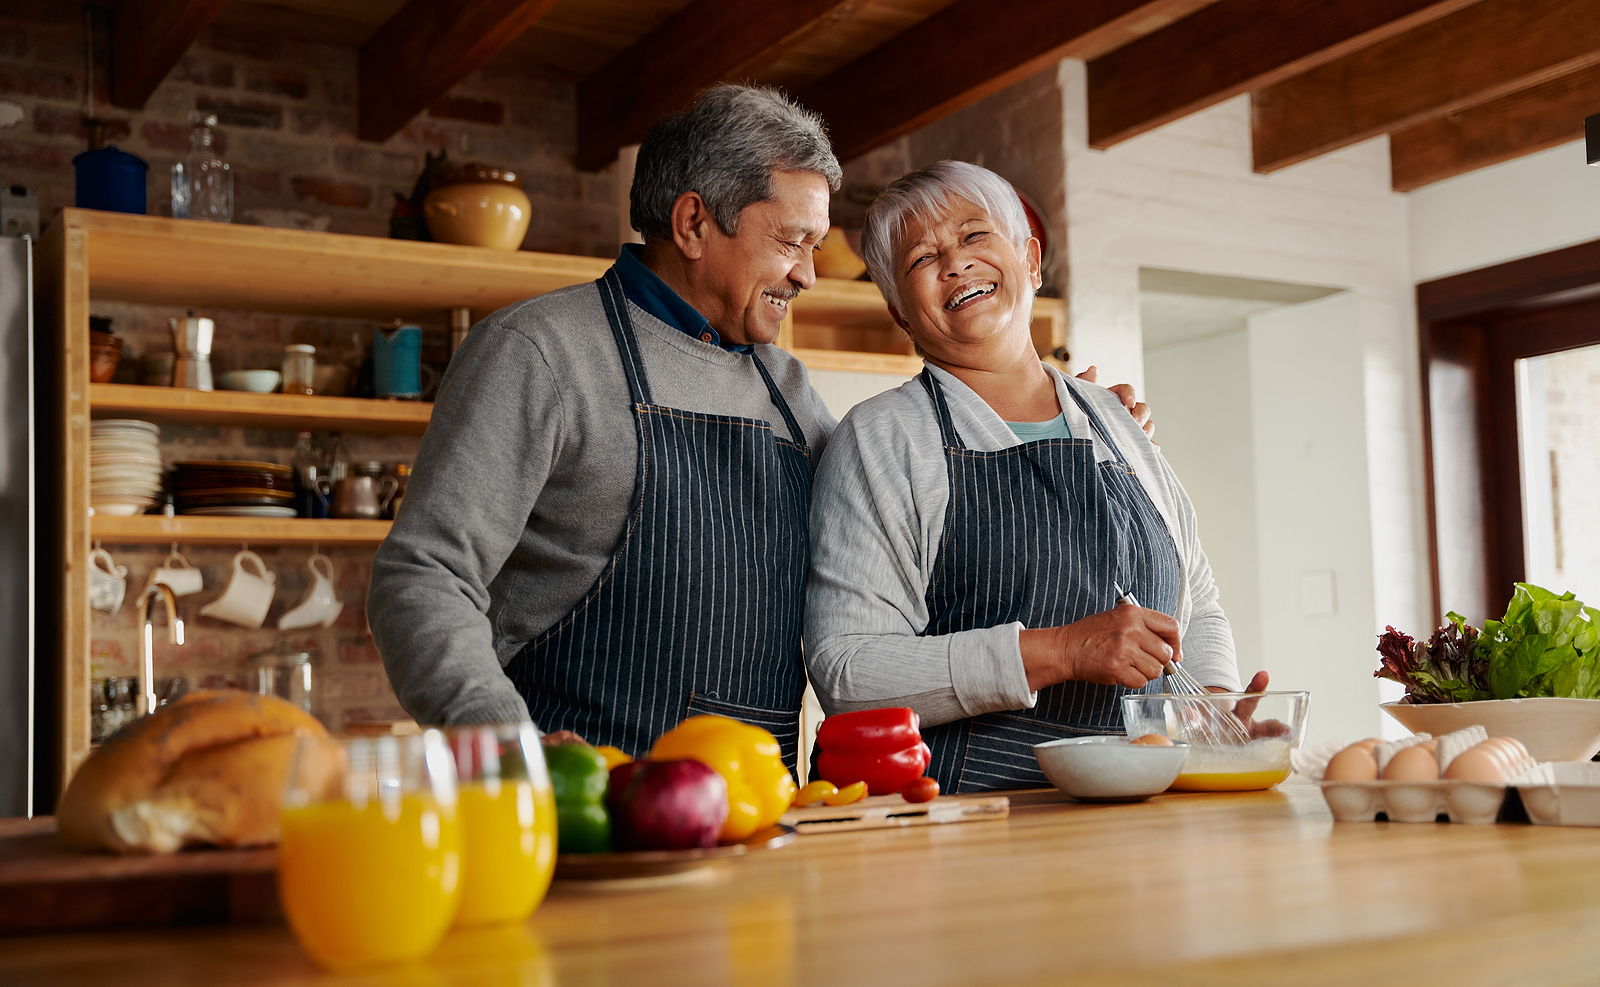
[[505, 269, 811, 767], [917, 369, 1182, 793]]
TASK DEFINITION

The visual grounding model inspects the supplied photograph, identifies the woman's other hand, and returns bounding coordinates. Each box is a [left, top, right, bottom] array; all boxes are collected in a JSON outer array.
[[1020, 602, 1181, 691], [1075, 365, 1155, 443]]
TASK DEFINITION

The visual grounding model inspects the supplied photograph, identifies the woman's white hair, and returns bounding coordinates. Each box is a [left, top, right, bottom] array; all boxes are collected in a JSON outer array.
[[860, 160, 1034, 314]]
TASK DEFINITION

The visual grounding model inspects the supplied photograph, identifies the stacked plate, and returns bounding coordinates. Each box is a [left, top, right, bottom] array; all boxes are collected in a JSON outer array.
[[171, 460, 297, 517], [89, 419, 164, 516]]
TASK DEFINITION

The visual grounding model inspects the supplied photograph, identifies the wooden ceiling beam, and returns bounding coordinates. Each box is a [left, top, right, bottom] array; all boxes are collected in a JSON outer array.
[[110, 0, 228, 109], [1390, 62, 1600, 191], [1088, 0, 1480, 149], [358, 0, 558, 143], [1252, 0, 1600, 173], [575, 0, 862, 172], [801, 0, 1212, 164]]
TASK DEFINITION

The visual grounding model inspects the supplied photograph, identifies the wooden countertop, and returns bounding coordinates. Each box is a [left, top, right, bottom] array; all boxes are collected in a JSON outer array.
[[8, 783, 1600, 984]]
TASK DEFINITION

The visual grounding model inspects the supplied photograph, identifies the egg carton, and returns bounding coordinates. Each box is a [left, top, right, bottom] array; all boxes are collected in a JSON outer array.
[[1319, 777, 1532, 824], [1312, 726, 1540, 824], [1515, 762, 1600, 827]]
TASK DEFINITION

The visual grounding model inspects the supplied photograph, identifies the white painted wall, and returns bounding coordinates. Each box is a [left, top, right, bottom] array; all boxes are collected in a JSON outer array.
[[1248, 295, 1390, 744], [808, 368, 915, 421], [1409, 140, 1600, 282], [1057, 60, 1430, 739], [1143, 329, 1265, 675]]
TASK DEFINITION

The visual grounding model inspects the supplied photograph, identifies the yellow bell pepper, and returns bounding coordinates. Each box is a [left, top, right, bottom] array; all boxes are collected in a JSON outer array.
[[650, 715, 797, 842]]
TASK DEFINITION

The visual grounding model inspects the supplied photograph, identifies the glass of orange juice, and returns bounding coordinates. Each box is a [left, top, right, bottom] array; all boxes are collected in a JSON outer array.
[[278, 731, 463, 970], [445, 722, 558, 927]]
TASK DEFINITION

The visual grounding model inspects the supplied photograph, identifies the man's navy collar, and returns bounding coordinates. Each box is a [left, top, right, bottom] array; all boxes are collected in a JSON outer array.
[[614, 244, 753, 354]]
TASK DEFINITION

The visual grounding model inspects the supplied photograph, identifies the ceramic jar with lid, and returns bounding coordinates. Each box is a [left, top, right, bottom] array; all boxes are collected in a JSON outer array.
[[422, 163, 532, 250]]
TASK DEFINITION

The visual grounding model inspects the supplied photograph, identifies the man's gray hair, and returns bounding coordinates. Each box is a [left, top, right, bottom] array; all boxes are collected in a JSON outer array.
[[630, 84, 842, 241], [861, 160, 1033, 313]]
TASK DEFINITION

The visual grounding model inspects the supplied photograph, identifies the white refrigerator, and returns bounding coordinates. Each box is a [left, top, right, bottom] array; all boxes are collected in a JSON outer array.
[[0, 235, 34, 816]]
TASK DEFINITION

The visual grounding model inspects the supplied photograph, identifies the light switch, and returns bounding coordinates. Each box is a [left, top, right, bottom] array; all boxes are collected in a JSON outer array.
[[1298, 570, 1338, 617]]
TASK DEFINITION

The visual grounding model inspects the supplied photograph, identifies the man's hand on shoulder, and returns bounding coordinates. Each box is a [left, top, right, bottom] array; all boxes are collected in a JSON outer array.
[[1074, 365, 1155, 444]]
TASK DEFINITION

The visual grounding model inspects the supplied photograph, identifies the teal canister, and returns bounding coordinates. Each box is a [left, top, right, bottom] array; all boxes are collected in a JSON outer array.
[[73, 145, 148, 214], [371, 324, 423, 399]]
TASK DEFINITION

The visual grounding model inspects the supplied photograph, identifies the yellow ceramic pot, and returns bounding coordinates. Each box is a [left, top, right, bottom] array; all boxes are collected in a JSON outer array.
[[423, 164, 532, 250], [814, 226, 866, 280]]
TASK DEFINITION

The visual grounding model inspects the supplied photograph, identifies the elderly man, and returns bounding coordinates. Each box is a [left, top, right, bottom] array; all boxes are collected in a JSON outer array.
[[371, 85, 1146, 764], [371, 84, 836, 762]]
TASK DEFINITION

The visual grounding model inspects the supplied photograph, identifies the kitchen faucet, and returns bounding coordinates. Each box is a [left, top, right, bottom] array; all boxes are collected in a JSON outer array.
[[137, 582, 185, 716]]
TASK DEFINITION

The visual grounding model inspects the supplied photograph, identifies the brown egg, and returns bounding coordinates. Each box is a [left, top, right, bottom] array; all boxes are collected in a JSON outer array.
[[1443, 745, 1510, 783], [1383, 743, 1441, 781], [1324, 744, 1379, 782], [1129, 733, 1175, 747]]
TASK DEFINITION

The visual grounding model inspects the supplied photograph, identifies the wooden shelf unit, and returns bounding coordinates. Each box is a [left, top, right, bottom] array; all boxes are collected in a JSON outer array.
[[89, 516, 392, 546], [37, 208, 1069, 797], [90, 383, 433, 434]]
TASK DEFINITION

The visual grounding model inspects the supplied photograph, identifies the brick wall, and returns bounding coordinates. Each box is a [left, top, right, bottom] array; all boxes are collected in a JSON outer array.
[[0, 1, 618, 254]]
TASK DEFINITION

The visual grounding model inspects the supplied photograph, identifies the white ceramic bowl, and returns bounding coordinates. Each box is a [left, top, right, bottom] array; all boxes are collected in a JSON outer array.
[[217, 369, 282, 393], [1033, 735, 1189, 802], [1382, 698, 1600, 762]]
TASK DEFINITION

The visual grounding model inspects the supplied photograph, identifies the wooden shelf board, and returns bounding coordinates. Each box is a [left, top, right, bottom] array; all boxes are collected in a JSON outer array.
[[793, 348, 922, 376], [90, 515, 391, 545], [90, 383, 432, 434]]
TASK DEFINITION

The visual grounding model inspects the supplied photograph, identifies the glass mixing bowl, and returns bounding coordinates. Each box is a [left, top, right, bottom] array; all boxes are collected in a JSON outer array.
[[1121, 691, 1310, 791]]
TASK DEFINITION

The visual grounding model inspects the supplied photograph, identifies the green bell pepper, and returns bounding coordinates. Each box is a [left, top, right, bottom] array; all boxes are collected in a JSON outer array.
[[544, 743, 611, 854]]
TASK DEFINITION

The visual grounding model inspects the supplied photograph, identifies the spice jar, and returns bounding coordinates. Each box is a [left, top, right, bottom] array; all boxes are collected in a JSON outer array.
[[389, 462, 411, 519], [282, 343, 316, 395]]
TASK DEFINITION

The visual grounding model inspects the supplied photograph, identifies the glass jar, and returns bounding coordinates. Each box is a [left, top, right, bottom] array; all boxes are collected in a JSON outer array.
[[250, 645, 319, 720], [171, 112, 232, 222], [282, 343, 316, 395]]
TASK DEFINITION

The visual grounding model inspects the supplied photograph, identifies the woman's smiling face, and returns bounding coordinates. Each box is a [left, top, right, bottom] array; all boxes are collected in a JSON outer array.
[[890, 198, 1042, 363]]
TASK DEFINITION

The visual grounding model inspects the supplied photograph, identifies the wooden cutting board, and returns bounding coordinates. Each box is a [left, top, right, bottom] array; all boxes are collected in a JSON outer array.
[[0, 817, 280, 934], [780, 794, 1009, 834]]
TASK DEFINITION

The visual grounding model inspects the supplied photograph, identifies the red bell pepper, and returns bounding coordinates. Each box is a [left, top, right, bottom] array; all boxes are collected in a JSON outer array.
[[813, 707, 932, 796]]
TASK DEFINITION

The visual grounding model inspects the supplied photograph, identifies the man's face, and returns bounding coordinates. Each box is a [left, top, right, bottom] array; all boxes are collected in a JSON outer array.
[[890, 198, 1041, 363], [695, 170, 831, 346]]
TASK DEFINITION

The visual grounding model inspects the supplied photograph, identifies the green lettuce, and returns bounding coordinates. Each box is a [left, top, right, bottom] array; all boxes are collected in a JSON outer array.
[[1481, 583, 1600, 699]]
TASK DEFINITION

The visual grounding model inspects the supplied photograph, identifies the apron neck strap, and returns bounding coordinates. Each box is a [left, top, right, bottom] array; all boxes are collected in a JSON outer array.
[[1061, 380, 1131, 466], [598, 267, 654, 406], [752, 354, 807, 447], [918, 368, 967, 450]]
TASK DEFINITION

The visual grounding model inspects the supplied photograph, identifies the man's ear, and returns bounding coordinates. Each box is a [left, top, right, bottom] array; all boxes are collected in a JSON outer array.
[[670, 191, 712, 260], [1025, 236, 1043, 291]]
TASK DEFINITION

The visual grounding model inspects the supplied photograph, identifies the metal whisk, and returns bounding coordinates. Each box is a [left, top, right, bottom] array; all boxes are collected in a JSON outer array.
[[1113, 583, 1252, 745]]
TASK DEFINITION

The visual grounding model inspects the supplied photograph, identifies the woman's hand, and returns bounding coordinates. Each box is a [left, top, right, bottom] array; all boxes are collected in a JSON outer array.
[[1020, 602, 1182, 691]]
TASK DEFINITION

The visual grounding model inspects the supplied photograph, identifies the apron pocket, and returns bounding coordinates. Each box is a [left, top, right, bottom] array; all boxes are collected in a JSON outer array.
[[683, 693, 801, 772]]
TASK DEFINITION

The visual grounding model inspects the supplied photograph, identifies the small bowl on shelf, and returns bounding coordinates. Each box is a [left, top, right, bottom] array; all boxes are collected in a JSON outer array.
[[1121, 691, 1309, 792], [1032, 735, 1189, 802], [1382, 697, 1600, 762], [217, 369, 282, 393]]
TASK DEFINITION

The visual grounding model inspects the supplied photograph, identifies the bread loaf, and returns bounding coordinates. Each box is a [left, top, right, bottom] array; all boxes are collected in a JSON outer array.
[[58, 690, 341, 854]]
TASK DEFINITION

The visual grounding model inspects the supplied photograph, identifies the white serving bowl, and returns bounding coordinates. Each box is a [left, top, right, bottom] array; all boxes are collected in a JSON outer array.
[[1382, 697, 1600, 762], [217, 369, 282, 393], [1033, 735, 1189, 802]]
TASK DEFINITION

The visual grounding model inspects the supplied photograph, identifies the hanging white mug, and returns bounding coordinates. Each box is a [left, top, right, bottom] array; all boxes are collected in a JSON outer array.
[[146, 547, 203, 597], [277, 553, 343, 630], [199, 550, 276, 628], [87, 547, 128, 615]]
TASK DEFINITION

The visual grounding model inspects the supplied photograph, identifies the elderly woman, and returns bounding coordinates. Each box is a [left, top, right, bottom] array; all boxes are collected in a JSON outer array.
[[805, 161, 1266, 792]]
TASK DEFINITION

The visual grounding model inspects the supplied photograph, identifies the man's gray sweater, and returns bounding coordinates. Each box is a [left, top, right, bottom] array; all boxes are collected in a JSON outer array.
[[368, 280, 837, 726]]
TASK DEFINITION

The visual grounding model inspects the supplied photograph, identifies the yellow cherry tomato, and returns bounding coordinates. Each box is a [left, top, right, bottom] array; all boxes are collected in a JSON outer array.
[[822, 781, 868, 806], [594, 745, 633, 771], [794, 780, 838, 807]]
